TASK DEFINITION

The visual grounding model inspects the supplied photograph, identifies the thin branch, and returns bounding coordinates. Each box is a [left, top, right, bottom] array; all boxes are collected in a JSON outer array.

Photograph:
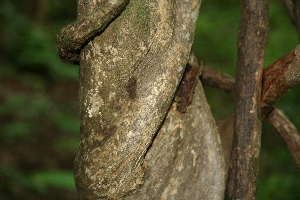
[[202, 45, 300, 118], [267, 108, 300, 170], [201, 65, 235, 94], [225, 0, 269, 199], [201, 63, 300, 172], [201, 65, 235, 96]]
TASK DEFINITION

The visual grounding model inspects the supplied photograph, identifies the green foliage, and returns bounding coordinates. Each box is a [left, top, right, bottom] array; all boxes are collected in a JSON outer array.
[[0, 0, 78, 80], [258, 123, 300, 200], [193, 0, 239, 76], [0, 0, 80, 199], [0, 164, 76, 199]]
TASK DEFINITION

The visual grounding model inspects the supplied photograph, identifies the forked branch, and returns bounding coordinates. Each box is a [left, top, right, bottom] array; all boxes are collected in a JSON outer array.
[[200, 44, 300, 173]]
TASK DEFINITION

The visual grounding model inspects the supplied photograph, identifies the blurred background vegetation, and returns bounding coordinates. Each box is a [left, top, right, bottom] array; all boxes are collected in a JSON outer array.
[[0, 0, 299, 199]]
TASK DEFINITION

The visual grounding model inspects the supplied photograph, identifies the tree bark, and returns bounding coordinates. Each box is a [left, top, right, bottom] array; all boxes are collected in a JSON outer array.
[[225, 0, 269, 199], [124, 54, 226, 199], [55, 0, 300, 198], [74, 0, 225, 199]]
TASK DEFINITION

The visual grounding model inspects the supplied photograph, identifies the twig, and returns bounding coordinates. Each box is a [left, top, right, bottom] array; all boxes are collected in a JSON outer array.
[[201, 64, 300, 170], [201, 65, 235, 96], [202, 44, 300, 118], [267, 108, 300, 170]]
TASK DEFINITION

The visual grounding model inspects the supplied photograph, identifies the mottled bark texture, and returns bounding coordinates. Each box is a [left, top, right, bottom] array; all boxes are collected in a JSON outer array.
[[123, 50, 225, 199], [261, 45, 300, 117], [71, 0, 225, 199], [57, 0, 130, 64], [225, 0, 269, 199]]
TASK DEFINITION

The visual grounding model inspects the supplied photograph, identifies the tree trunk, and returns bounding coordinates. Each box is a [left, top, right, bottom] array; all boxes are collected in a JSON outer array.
[[74, 0, 226, 199]]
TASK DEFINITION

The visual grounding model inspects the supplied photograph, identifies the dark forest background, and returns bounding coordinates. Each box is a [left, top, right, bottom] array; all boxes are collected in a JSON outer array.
[[0, 0, 299, 199]]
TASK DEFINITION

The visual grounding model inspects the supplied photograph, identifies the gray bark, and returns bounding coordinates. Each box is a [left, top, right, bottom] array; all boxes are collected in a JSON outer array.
[[75, 0, 226, 199]]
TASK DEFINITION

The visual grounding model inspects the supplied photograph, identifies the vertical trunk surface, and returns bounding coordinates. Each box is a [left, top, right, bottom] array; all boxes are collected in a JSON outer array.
[[225, 0, 269, 199], [75, 0, 226, 199]]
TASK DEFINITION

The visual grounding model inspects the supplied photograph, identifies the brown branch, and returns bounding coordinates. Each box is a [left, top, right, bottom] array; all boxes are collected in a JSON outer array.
[[201, 65, 235, 96], [225, 0, 269, 199], [267, 108, 300, 170], [175, 52, 202, 113], [202, 45, 300, 118], [261, 45, 300, 117], [201, 64, 300, 171]]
